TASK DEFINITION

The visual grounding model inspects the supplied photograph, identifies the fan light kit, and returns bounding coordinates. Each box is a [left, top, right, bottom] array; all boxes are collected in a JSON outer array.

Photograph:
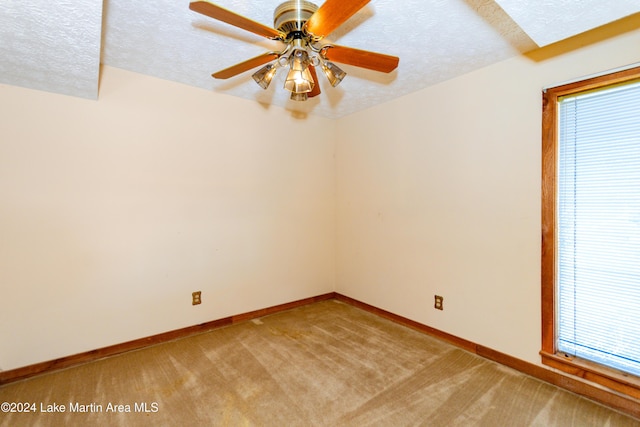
[[189, 0, 399, 101]]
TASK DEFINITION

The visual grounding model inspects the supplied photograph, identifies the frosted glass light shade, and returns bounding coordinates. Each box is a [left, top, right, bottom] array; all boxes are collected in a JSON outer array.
[[290, 92, 308, 101], [252, 63, 277, 89], [321, 61, 346, 87], [284, 49, 314, 93]]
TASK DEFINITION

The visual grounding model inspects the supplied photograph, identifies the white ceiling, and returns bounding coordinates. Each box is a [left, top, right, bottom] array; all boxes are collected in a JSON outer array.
[[494, 0, 640, 47], [1, 1, 639, 119], [0, 0, 102, 100]]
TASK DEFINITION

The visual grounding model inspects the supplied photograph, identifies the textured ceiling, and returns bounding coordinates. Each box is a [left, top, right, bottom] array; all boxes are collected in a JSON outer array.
[[1, 1, 639, 118], [0, 0, 102, 99], [494, 0, 640, 46]]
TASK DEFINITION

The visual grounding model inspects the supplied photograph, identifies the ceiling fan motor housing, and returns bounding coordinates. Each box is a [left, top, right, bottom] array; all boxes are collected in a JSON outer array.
[[274, 1, 318, 35]]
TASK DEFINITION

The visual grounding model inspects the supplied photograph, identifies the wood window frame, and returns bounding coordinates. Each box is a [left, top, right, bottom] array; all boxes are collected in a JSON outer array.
[[541, 65, 640, 400]]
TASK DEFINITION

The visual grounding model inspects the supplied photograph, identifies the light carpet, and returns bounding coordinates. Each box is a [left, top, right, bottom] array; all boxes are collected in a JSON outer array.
[[1, 300, 638, 426]]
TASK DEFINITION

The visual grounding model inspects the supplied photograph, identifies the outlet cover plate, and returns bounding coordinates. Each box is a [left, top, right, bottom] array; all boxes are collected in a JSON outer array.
[[192, 291, 202, 305]]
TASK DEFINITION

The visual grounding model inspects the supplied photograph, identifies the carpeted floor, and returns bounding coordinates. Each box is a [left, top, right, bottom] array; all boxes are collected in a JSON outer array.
[[1, 299, 639, 426]]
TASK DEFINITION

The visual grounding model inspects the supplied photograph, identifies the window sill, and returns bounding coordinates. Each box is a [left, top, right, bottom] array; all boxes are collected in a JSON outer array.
[[540, 351, 640, 400]]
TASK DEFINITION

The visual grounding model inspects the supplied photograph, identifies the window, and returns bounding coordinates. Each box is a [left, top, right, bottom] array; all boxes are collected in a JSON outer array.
[[541, 65, 640, 399]]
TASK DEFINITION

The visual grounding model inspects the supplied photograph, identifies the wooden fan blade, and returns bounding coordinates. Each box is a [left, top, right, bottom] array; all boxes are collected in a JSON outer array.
[[212, 52, 279, 79], [190, 1, 283, 39], [304, 0, 370, 39], [308, 66, 321, 98], [323, 45, 399, 73]]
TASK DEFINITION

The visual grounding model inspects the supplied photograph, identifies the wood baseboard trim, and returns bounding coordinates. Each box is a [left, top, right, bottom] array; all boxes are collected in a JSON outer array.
[[2, 291, 638, 419], [334, 293, 640, 420], [333, 293, 478, 353], [0, 292, 336, 385]]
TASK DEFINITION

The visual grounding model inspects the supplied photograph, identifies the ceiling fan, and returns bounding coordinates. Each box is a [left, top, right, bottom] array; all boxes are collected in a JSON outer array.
[[189, 0, 399, 101]]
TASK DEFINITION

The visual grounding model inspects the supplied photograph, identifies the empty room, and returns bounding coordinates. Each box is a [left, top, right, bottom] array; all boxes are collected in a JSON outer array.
[[1, 0, 639, 425]]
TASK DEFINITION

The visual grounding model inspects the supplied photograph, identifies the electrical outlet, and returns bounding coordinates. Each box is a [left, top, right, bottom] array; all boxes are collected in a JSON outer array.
[[192, 291, 202, 305], [434, 295, 443, 310]]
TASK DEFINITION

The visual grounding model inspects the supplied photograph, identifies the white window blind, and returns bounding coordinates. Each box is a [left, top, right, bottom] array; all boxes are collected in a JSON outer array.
[[557, 80, 640, 376]]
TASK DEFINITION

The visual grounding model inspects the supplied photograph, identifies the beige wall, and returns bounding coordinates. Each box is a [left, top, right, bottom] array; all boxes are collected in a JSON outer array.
[[1, 18, 638, 372], [335, 21, 640, 365], [0, 67, 336, 370]]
